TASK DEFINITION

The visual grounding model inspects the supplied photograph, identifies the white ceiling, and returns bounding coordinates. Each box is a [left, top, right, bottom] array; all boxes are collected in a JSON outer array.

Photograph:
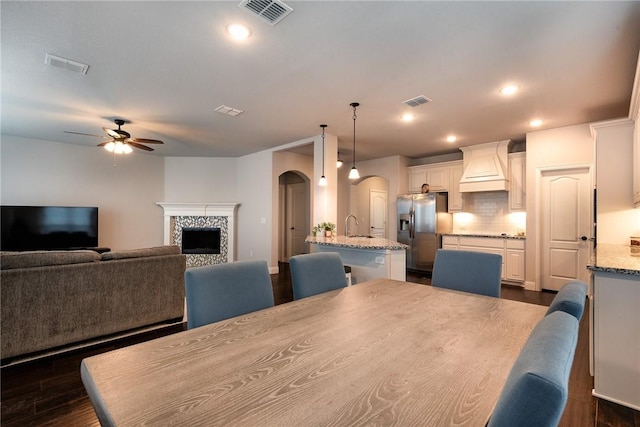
[[2, 1, 639, 160]]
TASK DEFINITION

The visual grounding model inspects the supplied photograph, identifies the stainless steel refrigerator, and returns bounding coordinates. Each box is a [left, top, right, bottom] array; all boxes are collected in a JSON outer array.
[[397, 193, 452, 272]]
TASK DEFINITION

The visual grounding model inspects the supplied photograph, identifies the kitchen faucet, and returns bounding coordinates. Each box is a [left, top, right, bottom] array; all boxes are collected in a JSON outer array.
[[345, 214, 359, 237]]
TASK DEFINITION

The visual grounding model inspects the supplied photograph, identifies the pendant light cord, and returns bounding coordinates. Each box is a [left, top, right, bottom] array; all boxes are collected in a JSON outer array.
[[320, 124, 326, 175], [351, 103, 358, 168]]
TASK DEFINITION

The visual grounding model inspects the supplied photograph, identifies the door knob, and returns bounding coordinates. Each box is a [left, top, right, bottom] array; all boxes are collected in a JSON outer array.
[[290, 227, 295, 230], [580, 236, 594, 241]]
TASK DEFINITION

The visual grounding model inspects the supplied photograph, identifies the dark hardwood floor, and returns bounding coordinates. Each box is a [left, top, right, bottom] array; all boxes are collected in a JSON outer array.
[[2, 266, 639, 426]]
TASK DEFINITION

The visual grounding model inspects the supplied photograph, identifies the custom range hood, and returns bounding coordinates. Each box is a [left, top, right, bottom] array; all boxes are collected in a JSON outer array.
[[459, 140, 510, 192]]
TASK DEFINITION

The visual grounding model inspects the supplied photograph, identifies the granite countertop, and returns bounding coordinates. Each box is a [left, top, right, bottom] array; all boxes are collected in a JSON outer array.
[[587, 244, 640, 276], [444, 233, 526, 240], [306, 235, 409, 250]]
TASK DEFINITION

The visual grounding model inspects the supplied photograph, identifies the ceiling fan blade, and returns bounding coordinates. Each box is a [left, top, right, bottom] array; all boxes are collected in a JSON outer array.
[[127, 141, 154, 152], [103, 127, 130, 139], [103, 127, 121, 139], [65, 131, 109, 139], [130, 138, 164, 144], [97, 141, 111, 147]]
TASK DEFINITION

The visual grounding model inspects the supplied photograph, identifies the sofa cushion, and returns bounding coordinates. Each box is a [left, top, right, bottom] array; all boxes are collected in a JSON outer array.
[[0, 250, 100, 270], [101, 245, 180, 261]]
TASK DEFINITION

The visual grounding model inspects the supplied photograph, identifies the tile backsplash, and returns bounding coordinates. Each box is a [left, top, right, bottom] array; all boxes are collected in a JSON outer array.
[[452, 191, 526, 235]]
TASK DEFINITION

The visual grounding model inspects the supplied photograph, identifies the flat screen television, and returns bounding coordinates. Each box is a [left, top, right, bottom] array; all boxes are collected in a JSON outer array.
[[1, 205, 98, 251]]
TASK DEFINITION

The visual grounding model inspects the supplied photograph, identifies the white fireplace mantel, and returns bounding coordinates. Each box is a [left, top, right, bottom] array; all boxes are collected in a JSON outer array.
[[156, 202, 240, 263]]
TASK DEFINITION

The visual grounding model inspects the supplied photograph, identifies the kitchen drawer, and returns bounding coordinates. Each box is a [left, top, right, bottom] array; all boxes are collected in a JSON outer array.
[[458, 237, 504, 249], [506, 239, 525, 250], [442, 236, 459, 247]]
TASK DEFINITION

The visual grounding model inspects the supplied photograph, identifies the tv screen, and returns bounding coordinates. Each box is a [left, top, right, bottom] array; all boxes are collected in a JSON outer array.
[[1, 206, 98, 251]]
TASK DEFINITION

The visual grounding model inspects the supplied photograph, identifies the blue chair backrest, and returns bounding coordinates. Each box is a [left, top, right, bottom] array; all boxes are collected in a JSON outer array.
[[185, 260, 275, 329], [546, 280, 588, 321], [431, 249, 502, 297], [289, 252, 348, 300], [488, 311, 579, 427]]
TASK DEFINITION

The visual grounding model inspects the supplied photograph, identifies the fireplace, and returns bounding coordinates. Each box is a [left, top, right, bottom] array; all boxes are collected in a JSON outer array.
[[181, 227, 221, 254], [157, 202, 239, 268]]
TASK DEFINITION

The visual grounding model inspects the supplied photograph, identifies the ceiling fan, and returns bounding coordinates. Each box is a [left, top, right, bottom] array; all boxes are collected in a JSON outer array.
[[65, 119, 164, 153]]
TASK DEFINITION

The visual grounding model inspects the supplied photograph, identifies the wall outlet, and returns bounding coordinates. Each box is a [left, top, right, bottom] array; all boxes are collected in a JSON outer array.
[[375, 256, 385, 264]]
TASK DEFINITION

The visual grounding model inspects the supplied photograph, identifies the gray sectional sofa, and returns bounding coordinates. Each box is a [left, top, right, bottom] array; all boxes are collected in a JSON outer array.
[[1, 246, 186, 361]]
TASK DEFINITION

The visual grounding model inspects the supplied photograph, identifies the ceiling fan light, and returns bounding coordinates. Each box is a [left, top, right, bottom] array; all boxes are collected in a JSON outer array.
[[104, 141, 115, 152], [123, 144, 133, 154]]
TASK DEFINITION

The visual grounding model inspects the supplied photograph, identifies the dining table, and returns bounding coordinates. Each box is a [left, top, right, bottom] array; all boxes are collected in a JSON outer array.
[[81, 278, 547, 426]]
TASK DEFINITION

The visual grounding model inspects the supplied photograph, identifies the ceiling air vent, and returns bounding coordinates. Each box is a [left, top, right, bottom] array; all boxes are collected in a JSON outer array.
[[239, 0, 293, 26], [44, 53, 89, 74], [402, 95, 432, 108], [214, 105, 244, 117]]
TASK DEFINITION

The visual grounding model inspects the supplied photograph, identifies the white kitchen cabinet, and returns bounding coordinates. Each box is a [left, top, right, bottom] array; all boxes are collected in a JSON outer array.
[[448, 161, 464, 212], [508, 152, 526, 212], [407, 164, 450, 193], [505, 239, 525, 281], [592, 271, 640, 410], [441, 235, 525, 284], [408, 167, 427, 193], [635, 118, 640, 206], [442, 235, 459, 250]]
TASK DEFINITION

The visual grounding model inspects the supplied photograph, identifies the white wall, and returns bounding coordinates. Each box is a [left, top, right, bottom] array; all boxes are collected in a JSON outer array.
[[236, 150, 273, 266], [525, 123, 595, 290], [592, 118, 639, 244], [164, 157, 237, 202], [0, 136, 165, 250]]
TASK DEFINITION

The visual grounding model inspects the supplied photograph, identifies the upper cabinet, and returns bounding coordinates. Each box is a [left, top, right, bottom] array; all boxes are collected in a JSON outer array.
[[633, 118, 640, 208], [407, 163, 450, 193], [407, 161, 463, 212], [630, 52, 640, 207], [508, 152, 526, 211], [448, 161, 464, 212]]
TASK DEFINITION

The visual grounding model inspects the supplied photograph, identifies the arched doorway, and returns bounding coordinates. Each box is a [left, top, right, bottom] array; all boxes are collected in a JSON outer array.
[[278, 171, 310, 261]]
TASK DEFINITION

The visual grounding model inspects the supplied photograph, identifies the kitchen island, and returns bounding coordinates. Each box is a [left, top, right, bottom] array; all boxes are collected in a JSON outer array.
[[306, 235, 408, 283], [587, 244, 640, 411]]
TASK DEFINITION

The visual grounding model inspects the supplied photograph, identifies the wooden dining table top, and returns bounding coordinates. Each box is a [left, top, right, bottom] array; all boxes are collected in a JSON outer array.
[[81, 279, 547, 427]]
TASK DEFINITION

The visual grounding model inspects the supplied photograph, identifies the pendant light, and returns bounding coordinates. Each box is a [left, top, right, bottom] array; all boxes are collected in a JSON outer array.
[[336, 152, 343, 168], [319, 124, 328, 186], [349, 102, 360, 180]]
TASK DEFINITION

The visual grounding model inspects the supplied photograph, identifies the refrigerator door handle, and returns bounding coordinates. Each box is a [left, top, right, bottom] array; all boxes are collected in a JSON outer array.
[[409, 209, 415, 239]]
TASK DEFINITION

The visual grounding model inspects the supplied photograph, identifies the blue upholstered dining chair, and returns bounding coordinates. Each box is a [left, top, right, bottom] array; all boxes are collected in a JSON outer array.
[[289, 252, 348, 300], [184, 260, 275, 329], [488, 310, 580, 427], [431, 249, 502, 297], [546, 280, 588, 321]]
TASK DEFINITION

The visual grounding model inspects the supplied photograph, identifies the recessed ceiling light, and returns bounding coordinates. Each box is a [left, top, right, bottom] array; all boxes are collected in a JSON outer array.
[[500, 85, 519, 96], [402, 113, 414, 122], [529, 119, 543, 127], [446, 135, 457, 143], [227, 24, 251, 40]]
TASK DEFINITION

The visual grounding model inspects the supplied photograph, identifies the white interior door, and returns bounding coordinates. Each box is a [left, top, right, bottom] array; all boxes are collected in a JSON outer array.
[[540, 167, 592, 291], [286, 183, 308, 259], [370, 189, 387, 238]]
